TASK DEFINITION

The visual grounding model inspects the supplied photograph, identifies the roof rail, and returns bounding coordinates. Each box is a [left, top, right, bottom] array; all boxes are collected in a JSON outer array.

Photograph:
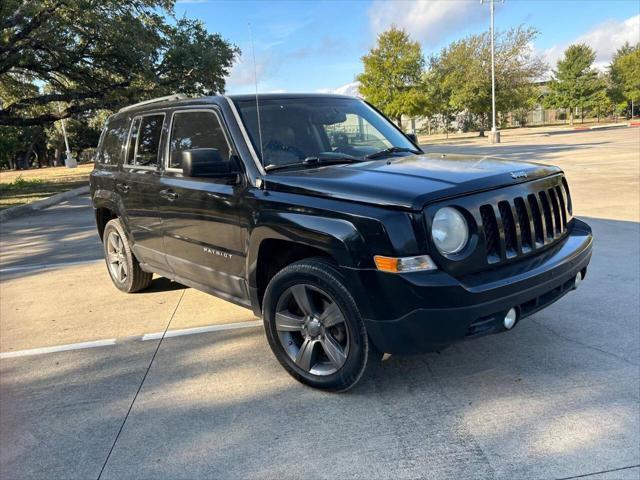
[[118, 94, 188, 113]]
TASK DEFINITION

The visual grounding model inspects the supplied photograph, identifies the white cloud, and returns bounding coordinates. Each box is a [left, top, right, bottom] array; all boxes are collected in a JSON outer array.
[[368, 0, 487, 46], [543, 14, 640, 69], [316, 81, 361, 97], [226, 53, 267, 90]]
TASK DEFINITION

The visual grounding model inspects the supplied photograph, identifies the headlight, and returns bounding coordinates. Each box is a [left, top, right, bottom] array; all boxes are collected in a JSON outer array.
[[432, 207, 469, 255]]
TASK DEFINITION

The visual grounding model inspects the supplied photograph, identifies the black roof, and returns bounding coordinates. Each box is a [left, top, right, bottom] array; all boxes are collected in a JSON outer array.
[[227, 93, 356, 101], [110, 93, 359, 120]]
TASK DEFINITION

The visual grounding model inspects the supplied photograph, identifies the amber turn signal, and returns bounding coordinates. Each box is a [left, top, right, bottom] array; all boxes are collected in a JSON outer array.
[[374, 255, 437, 273]]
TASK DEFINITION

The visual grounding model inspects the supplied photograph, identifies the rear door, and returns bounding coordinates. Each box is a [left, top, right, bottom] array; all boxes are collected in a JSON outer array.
[[159, 108, 248, 303], [119, 113, 169, 271]]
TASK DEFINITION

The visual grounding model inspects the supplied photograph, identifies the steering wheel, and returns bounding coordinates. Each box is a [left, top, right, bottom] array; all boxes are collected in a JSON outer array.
[[332, 132, 350, 148]]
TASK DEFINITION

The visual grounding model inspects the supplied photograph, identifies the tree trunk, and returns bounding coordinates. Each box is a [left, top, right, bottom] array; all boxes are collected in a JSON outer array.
[[569, 108, 574, 127], [397, 116, 402, 131], [24, 141, 35, 169]]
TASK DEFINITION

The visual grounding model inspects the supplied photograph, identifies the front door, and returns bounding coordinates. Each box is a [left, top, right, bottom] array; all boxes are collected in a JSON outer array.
[[159, 108, 247, 304], [119, 113, 168, 271]]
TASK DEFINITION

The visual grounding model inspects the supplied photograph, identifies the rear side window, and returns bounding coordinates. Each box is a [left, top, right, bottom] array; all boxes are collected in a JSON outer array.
[[168, 111, 230, 170], [97, 117, 129, 165], [126, 114, 164, 168]]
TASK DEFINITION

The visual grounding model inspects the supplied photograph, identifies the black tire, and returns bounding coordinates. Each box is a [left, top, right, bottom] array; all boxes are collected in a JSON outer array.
[[102, 218, 153, 293], [263, 258, 381, 392]]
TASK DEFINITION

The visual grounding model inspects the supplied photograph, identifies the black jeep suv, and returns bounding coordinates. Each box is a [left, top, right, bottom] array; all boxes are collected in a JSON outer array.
[[91, 93, 592, 391]]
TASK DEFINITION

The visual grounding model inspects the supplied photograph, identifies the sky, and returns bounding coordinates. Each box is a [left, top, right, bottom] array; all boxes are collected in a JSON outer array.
[[174, 0, 640, 95]]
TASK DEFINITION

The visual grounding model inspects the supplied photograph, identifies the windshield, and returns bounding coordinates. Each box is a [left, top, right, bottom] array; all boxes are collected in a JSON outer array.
[[233, 97, 418, 170]]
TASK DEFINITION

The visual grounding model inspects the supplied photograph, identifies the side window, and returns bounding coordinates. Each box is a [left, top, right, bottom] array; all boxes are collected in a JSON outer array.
[[126, 114, 164, 168], [168, 111, 230, 170], [97, 117, 129, 165], [126, 117, 141, 164]]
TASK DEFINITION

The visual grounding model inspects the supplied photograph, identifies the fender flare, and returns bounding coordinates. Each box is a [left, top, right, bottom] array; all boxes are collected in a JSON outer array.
[[92, 189, 132, 241], [246, 211, 369, 289]]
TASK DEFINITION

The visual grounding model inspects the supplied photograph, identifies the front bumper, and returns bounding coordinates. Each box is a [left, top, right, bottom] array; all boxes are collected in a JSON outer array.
[[347, 219, 593, 354]]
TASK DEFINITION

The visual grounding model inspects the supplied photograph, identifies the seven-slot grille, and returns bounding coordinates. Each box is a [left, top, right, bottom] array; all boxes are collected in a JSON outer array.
[[480, 176, 572, 264]]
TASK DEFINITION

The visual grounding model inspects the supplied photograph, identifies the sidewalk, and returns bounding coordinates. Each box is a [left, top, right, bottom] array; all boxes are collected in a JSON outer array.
[[418, 120, 635, 144]]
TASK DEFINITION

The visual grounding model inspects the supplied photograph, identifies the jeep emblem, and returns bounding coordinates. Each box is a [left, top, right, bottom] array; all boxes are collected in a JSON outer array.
[[510, 170, 528, 179]]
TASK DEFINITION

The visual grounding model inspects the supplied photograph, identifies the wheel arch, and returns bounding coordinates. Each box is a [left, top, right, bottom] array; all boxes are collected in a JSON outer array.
[[247, 213, 368, 314], [92, 190, 128, 241]]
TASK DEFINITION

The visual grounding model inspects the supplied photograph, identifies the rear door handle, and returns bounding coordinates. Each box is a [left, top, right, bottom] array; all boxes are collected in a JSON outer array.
[[116, 183, 130, 194], [159, 189, 178, 201]]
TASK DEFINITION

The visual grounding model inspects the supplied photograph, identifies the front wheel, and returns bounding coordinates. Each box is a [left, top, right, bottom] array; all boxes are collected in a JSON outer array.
[[263, 259, 381, 392]]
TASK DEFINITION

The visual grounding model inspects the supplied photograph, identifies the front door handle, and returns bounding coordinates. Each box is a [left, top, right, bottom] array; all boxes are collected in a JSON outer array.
[[116, 182, 130, 194], [159, 189, 178, 201]]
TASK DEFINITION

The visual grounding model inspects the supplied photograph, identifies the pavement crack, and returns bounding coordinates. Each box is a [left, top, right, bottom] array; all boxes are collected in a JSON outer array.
[[96, 289, 186, 480], [531, 319, 639, 367], [421, 356, 497, 478], [555, 464, 640, 480]]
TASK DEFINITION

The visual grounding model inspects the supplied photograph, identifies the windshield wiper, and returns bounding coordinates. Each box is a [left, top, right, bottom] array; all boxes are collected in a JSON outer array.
[[265, 156, 362, 172], [365, 147, 421, 160]]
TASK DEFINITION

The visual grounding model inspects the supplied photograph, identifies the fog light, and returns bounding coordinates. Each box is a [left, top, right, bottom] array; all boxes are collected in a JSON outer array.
[[574, 271, 583, 289], [504, 308, 517, 329]]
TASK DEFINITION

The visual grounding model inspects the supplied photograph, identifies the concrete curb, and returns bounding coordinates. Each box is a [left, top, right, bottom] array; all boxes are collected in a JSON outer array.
[[0, 185, 89, 223], [571, 122, 630, 131]]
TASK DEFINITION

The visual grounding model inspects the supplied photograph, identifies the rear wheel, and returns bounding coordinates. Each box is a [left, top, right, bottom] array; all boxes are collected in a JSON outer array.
[[263, 258, 381, 392], [103, 218, 152, 293]]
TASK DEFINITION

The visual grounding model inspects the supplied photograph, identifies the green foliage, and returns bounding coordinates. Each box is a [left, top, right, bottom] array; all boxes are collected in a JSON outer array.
[[544, 44, 604, 125], [586, 73, 613, 120], [609, 43, 639, 115], [1, 175, 45, 190], [357, 28, 425, 126], [426, 26, 546, 131], [0, 0, 240, 127]]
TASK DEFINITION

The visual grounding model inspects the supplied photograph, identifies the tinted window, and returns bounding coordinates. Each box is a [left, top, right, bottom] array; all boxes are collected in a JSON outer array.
[[234, 97, 415, 168], [168, 111, 230, 170], [97, 116, 129, 164], [126, 117, 141, 164], [127, 115, 164, 167]]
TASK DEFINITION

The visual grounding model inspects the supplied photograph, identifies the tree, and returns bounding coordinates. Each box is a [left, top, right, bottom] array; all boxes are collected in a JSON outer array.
[[429, 26, 546, 135], [422, 59, 455, 136], [0, 0, 240, 127], [357, 27, 425, 129], [609, 43, 640, 118], [587, 73, 613, 123], [544, 44, 603, 126]]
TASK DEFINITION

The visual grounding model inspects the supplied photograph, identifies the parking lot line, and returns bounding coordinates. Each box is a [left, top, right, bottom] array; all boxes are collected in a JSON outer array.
[[0, 320, 263, 359], [0, 338, 117, 359], [140, 320, 262, 341], [0, 259, 101, 273]]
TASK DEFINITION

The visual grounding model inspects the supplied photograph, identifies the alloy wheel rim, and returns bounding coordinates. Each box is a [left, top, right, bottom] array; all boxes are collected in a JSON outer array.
[[106, 231, 128, 283], [275, 284, 350, 376]]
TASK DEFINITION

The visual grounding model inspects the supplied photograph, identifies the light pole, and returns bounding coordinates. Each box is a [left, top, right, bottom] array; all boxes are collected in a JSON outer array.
[[482, 0, 500, 143], [57, 103, 76, 168]]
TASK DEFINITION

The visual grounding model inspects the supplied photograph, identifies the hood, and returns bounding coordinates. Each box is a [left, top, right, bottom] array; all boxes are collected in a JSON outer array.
[[263, 153, 561, 210]]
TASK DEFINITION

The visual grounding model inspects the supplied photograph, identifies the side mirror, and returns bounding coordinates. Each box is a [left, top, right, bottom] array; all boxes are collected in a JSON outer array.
[[179, 148, 238, 179], [406, 133, 418, 144]]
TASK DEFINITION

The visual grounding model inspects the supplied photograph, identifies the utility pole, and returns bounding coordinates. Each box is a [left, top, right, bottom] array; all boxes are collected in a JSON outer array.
[[482, 0, 501, 143], [57, 103, 76, 168]]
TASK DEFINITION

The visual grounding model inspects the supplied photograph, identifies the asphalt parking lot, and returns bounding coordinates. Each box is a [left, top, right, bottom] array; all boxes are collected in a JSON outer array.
[[1, 127, 639, 479]]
